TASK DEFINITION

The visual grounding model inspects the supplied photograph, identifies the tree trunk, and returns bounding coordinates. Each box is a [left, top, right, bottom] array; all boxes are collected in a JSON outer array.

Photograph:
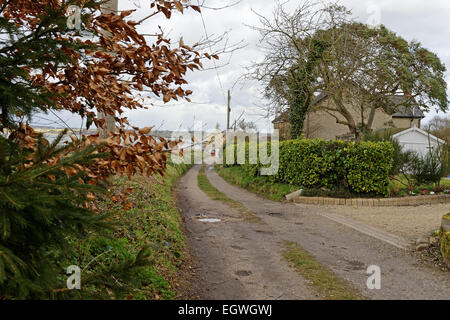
[[332, 94, 357, 136], [99, 0, 117, 139], [366, 103, 377, 131]]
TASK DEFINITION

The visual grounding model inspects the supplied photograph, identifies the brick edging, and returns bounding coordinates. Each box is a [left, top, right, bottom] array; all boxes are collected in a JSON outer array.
[[291, 194, 450, 207]]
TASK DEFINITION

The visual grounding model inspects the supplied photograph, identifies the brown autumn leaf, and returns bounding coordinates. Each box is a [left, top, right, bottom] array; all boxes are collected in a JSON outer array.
[[191, 5, 201, 13], [174, 0, 183, 13], [124, 202, 133, 211], [5, 1, 202, 196], [138, 127, 153, 135]]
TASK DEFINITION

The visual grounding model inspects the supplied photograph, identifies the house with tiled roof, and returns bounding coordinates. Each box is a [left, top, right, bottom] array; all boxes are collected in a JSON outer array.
[[272, 93, 425, 141]]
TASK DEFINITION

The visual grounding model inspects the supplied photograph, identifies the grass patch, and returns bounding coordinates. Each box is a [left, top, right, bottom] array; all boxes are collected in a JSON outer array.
[[282, 241, 365, 300], [197, 166, 261, 223], [73, 163, 190, 300], [215, 165, 300, 201]]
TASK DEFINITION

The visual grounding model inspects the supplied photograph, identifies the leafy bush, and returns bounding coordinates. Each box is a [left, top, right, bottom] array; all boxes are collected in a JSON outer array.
[[277, 139, 347, 188], [344, 142, 393, 196], [363, 129, 408, 176], [225, 138, 394, 196]]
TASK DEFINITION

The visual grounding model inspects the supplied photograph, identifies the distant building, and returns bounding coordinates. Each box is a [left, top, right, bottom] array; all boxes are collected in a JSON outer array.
[[272, 93, 425, 141]]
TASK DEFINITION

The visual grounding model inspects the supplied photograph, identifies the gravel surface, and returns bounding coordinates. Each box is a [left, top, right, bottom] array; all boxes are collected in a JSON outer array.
[[332, 204, 450, 241]]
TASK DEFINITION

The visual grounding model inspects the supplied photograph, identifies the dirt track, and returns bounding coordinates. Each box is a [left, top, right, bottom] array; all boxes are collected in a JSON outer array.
[[176, 165, 450, 300]]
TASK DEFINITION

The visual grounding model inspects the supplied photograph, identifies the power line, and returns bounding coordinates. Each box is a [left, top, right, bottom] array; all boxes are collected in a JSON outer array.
[[148, 100, 220, 108]]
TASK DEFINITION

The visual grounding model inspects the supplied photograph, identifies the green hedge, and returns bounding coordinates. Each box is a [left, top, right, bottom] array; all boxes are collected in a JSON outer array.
[[276, 140, 347, 189], [344, 141, 394, 195], [224, 139, 393, 196]]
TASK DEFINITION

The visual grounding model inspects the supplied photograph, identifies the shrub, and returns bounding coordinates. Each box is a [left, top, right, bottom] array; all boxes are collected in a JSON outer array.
[[363, 129, 407, 176], [225, 138, 394, 196], [277, 139, 347, 188], [344, 142, 393, 196], [408, 147, 446, 186]]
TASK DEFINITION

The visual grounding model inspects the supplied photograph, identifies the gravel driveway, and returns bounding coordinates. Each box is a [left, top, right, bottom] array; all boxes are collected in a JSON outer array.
[[332, 204, 450, 241]]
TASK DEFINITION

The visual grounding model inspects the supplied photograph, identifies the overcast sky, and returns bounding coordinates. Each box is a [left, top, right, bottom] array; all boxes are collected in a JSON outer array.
[[33, 0, 450, 132]]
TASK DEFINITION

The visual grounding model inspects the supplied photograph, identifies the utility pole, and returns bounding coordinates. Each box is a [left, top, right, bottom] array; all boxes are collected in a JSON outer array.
[[99, 0, 118, 138], [227, 90, 231, 130]]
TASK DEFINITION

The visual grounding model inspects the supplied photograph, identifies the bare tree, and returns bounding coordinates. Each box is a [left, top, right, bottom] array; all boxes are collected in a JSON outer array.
[[247, 0, 331, 118], [236, 119, 257, 132], [426, 114, 450, 142]]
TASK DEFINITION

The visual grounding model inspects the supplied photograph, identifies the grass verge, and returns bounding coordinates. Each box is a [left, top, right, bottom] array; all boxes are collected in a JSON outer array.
[[197, 166, 261, 223], [74, 163, 190, 300], [215, 165, 300, 201], [282, 241, 365, 300]]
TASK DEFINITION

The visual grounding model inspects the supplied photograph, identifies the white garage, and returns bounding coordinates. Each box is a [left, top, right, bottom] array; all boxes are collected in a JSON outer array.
[[392, 126, 445, 157]]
